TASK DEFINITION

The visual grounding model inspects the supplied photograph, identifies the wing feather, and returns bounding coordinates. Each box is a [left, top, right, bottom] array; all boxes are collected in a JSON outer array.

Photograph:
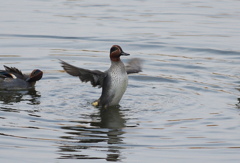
[[3, 65, 25, 79], [125, 58, 143, 74], [60, 60, 105, 88]]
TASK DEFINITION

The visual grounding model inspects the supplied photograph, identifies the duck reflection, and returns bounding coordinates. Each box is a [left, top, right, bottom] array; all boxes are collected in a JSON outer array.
[[237, 98, 240, 108], [91, 106, 126, 129], [58, 106, 126, 161], [0, 89, 41, 105], [236, 86, 240, 108]]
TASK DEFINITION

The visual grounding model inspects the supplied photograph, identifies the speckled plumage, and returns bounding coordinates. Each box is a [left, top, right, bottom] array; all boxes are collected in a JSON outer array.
[[99, 60, 128, 107]]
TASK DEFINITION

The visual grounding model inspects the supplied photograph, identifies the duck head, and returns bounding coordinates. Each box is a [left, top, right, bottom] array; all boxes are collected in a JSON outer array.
[[26, 69, 43, 82], [110, 45, 130, 62]]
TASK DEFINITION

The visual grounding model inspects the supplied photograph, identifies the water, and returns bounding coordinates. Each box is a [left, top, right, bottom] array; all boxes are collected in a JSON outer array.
[[0, 0, 240, 162]]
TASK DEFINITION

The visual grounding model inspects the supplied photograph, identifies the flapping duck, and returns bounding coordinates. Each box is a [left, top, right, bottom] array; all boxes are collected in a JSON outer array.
[[60, 45, 142, 108]]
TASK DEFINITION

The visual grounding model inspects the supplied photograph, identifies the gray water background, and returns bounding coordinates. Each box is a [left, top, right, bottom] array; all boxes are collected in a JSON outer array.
[[0, 0, 240, 162]]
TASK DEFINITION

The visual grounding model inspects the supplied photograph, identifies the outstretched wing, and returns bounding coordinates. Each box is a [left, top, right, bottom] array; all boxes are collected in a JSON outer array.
[[60, 60, 106, 88], [3, 65, 25, 79], [125, 58, 143, 74]]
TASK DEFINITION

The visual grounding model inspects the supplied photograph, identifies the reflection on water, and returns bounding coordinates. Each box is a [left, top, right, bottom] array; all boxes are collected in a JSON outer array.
[[58, 107, 126, 161], [236, 86, 240, 108], [92, 106, 126, 129], [0, 89, 41, 105], [237, 98, 240, 108]]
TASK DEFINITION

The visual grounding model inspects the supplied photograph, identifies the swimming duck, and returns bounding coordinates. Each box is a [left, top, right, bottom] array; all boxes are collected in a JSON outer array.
[[0, 65, 43, 90], [60, 45, 142, 108]]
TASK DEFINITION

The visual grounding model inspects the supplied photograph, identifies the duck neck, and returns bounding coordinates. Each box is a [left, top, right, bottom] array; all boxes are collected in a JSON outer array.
[[110, 58, 123, 66], [110, 59, 126, 73], [110, 57, 121, 62]]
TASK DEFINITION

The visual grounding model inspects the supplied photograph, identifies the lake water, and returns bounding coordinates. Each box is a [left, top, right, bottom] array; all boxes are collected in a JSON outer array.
[[0, 0, 240, 162]]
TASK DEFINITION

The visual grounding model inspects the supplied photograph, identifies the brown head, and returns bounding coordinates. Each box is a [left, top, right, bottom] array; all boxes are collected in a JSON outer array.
[[26, 69, 43, 83], [110, 45, 130, 62]]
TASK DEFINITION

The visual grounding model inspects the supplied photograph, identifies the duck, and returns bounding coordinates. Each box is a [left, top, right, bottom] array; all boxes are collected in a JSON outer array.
[[0, 65, 43, 90], [60, 45, 142, 108]]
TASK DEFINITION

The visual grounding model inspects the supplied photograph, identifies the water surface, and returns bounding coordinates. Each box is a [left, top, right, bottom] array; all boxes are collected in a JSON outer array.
[[0, 0, 240, 162]]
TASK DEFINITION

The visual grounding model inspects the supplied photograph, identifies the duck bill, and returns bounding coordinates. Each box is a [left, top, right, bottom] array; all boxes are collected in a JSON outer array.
[[121, 52, 130, 56]]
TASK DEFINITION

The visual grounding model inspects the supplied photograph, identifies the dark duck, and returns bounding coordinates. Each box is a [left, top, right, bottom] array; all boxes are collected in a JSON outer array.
[[60, 45, 142, 108], [0, 65, 43, 90]]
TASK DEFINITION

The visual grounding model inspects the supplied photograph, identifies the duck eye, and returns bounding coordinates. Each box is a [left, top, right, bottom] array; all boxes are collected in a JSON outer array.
[[110, 47, 118, 53], [34, 71, 38, 75]]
